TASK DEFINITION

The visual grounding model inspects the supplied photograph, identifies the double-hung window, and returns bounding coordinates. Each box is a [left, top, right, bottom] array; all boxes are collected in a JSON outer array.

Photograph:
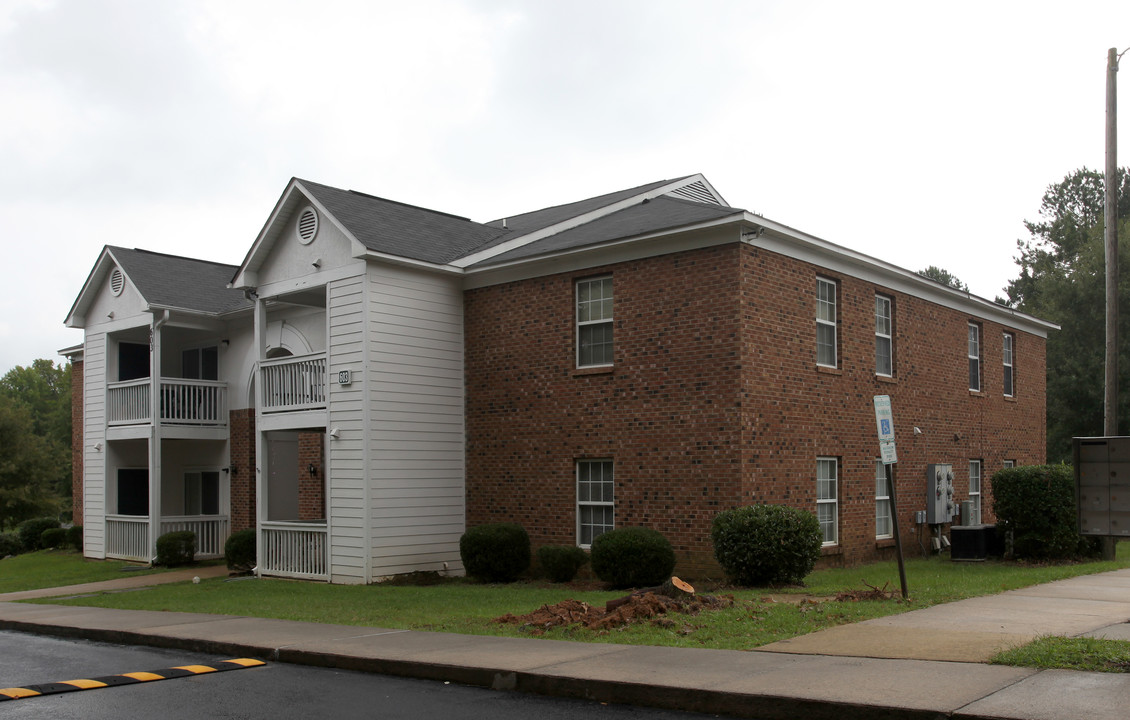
[[1002, 333, 1014, 397], [968, 460, 982, 525], [577, 460, 614, 546], [577, 277, 613, 367], [875, 460, 892, 539], [817, 457, 838, 545], [875, 295, 893, 376], [816, 278, 838, 367], [968, 323, 981, 392]]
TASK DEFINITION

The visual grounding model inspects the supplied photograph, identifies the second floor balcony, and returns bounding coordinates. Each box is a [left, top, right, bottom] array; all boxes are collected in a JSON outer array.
[[260, 351, 327, 413], [107, 378, 228, 427]]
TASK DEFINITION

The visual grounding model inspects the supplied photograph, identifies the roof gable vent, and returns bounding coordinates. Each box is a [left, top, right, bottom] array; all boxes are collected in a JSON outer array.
[[667, 180, 721, 206], [109, 267, 125, 296], [297, 207, 319, 245]]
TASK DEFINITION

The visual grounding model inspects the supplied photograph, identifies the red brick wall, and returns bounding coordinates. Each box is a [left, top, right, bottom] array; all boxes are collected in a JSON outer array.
[[297, 431, 325, 521], [229, 409, 256, 532], [465, 242, 1048, 577], [71, 359, 84, 526]]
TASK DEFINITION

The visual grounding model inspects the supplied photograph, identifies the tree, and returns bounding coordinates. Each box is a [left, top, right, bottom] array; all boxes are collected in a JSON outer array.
[[0, 403, 60, 531], [918, 266, 969, 292], [0, 360, 72, 502], [1003, 167, 1130, 462]]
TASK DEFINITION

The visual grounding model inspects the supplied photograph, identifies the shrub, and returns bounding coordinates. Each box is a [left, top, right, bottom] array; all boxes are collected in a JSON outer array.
[[66, 525, 83, 551], [459, 523, 531, 582], [992, 465, 1094, 560], [40, 528, 66, 549], [225, 528, 256, 571], [155, 530, 196, 567], [17, 517, 61, 551], [537, 544, 589, 583], [590, 527, 676, 588], [711, 505, 822, 586], [0, 532, 21, 558]]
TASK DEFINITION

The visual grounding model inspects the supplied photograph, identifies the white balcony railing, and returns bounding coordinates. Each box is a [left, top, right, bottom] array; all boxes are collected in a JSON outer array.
[[161, 515, 230, 558], [260, 521, 328, 580], [106, 515, 149, 562], [107, 378, 227, 427], [260, 352, 327, 413]]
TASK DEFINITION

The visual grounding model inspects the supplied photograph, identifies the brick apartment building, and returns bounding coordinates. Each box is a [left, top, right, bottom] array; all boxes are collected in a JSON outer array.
[[65, 174, 1054, 582]]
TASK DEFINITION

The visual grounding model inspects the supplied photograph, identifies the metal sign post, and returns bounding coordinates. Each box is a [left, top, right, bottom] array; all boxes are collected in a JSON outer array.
[[874, 395, 909, 600]]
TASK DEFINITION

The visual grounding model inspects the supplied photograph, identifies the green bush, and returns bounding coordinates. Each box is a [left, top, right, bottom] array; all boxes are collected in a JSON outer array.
[[711, 505, 822, 586], [155, 530, 196, 567], [0, 532, 21, 557], [225, 528, 256, 571], [992, 465, 1094, 560], [537, 544, 589, 583], [459, 523, 531, 583], [66, 525, 83, 551], [590, 527, 676, 588], [40, 528, 66, 549], [17, 517, 61, 551]]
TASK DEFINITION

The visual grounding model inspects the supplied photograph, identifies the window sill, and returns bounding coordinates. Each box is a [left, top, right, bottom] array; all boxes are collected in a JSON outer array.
[[816, 365, 842, 376], [574, 365, 614, 378], [875, 537, 896, 549], [1004, 395, 1017, 403], [875, 374, 897, 384], [820, 544, 842, 556], [969, 390, 986, 398]]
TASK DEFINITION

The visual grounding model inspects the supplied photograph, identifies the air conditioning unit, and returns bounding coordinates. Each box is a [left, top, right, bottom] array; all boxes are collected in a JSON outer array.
[[926, 463, 956, 524]]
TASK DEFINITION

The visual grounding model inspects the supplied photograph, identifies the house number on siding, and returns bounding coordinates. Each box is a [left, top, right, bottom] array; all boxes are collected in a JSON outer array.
[[338, 370, 352, 386]]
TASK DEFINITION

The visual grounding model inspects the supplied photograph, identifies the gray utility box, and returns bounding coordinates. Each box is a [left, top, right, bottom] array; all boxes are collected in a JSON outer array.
[[926, 463, 956, 524], [1074, 437, 1130, 537]]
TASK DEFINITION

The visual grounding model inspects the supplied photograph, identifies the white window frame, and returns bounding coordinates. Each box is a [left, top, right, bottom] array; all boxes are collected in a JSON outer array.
[[968, 460, 982, 525], [875, 295, 893, 377], [1002, 333, 1014, 397], [576, 277, 614, 368], [1003, 459, 1015, 469], [816, 278, 838, 368], [577, 459, 614, 547], [875, 460, 892, 539], [968, 323, 981, 392], [817, 457, 838, 546], [183, 468, 222, 517]]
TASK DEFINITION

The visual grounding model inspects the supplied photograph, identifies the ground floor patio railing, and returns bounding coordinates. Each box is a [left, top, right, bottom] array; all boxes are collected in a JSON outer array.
[[259, 521, 328, 580]]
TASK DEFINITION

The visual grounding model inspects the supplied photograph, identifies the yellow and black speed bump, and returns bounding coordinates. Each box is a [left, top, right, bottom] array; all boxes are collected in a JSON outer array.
[[0, 658, 265, 701]]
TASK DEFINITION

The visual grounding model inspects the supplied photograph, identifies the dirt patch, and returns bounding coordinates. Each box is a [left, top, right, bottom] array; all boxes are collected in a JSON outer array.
[[494, 591, 735, 632], [834, 581, 896, 602]]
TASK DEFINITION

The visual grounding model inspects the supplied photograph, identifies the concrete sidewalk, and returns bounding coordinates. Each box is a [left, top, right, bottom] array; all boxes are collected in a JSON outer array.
[[2, 568, 1129, 720]]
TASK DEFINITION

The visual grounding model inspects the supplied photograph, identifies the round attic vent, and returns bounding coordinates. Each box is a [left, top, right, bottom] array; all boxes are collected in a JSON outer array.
[[297, 207, 319, 245], [109, 267, 124, 296]]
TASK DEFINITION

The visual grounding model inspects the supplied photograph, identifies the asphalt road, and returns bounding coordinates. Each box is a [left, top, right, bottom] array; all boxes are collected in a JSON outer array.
[[1, 630, 722, 719]]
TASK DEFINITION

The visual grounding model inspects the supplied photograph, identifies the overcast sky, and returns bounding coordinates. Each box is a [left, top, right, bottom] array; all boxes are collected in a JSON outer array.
[[1, 0, 1127, 374]]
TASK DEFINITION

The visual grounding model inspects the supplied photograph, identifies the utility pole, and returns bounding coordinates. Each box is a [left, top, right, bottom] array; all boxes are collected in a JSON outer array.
[[1104, 47, 1122, 561]]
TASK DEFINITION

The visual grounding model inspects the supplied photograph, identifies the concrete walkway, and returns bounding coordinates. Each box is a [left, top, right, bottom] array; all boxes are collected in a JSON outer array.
[[2, 567, 1129, 720]]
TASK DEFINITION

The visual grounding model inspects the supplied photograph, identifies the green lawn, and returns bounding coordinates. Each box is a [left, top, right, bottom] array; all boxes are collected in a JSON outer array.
[[0, 550, 165, 593], [18, 545, 1130, 652], [991, 636, 1130, 673]]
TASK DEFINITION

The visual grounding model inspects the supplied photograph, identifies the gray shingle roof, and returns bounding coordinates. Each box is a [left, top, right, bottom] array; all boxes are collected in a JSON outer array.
[[298, 180, 506, 264], [470, 196, 744, 267], [109, 247, 251, 314]]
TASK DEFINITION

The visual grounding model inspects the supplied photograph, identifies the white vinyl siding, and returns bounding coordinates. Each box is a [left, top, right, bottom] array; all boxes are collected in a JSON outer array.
[[327, 274, 366, 582], [367, 264, 466, 579], [84, 333, 107, 558], [817, 278, 837, 367], [875, 295, 893, 376], [817, 457, 838, 545]]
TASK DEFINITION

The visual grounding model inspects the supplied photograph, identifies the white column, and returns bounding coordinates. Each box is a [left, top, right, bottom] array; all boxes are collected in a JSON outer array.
[[148, 317, 163, 562]]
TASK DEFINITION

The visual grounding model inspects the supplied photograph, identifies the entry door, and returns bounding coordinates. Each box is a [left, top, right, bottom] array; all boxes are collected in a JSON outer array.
[[266, 433, 299, 521]]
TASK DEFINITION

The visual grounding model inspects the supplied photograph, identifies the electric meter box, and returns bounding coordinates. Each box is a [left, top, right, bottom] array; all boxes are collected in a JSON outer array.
[[1073, 437, 1130, 537], [926, 463, 956, 524]]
